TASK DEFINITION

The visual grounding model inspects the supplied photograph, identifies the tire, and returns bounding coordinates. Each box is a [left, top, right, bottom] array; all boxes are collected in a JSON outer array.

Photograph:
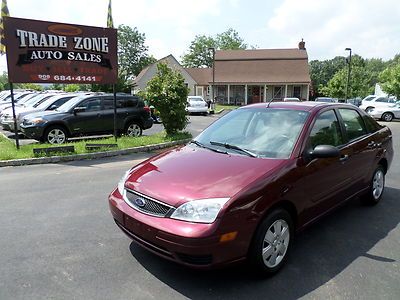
[[125, 122, 142, 137], [249, 209, 293, 275], [44, 126, 68, 144], [361, 165, 385, 205], [381, 112, 394, 122]]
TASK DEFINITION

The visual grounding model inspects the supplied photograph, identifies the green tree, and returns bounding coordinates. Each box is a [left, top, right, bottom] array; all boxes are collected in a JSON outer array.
[[320, 66, 373, 99], [92, 25, 156, 93], [17, 83, 43, 91], [379, 62, 400, 98], [63, 84, 80, 92], [144, 63, 189, 135], [182, 28, 248, 68]]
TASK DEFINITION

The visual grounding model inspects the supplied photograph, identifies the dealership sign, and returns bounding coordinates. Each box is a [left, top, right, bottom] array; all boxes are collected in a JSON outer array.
[[4, 17, 117, 84]]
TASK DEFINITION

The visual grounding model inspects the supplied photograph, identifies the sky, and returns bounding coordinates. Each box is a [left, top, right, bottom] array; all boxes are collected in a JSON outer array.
[[1, 0, 399, 72]]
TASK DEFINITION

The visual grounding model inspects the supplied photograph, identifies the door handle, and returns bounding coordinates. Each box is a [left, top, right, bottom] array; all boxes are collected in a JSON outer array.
[[339, 154, 349, 162], [367, 141, 376, 149]]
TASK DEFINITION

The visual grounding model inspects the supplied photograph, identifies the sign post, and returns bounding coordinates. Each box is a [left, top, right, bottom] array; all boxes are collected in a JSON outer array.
[[3, 16, 118, 148]]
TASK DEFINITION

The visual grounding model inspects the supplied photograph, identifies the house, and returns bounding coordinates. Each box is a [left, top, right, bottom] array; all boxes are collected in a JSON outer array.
[[133, 40, 311, 104]]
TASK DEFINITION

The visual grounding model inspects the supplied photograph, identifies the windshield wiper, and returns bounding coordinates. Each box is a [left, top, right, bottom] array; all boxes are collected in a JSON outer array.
[[209, 141, 258, 158], [190, 140, 228, 155]]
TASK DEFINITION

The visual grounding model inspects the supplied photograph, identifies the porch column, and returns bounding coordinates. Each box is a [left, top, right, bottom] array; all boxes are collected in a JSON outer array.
[[244, 84, 248, 105], [284, 84, 288, 98], [263, 84, 267, 102], [227, 84, 230, 104], [306, 84, 310, 101]]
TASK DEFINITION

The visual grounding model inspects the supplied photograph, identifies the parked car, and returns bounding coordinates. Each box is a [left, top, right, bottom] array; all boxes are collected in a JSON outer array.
[[1, 94, 76, 131], [368, 103, 400, 122], [315, 97, 336, 103], [346, 98, 362, 107], [109, 102, 393, 275], [186, 96, 208, 115], [359, 96, 398, 112], [20, 93, 153, 144]]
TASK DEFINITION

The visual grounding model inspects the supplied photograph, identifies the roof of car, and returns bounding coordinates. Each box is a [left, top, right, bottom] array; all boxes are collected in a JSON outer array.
[[243, 101, 344, 112]]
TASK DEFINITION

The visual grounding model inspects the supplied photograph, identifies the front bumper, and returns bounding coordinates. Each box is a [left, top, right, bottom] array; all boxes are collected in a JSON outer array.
[[109, 189, 247, 268], [187, 106, 208, 113], [20, 124, 45, 140]]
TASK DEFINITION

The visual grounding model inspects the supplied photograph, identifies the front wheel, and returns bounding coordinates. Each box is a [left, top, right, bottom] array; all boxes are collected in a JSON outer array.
[[249, 209, 293, 275], [125, 122, 142, 137], [381, 112, 394, 122], [361, 165, 385, 205], [365, 107, 374, 113], [44, 126, 68, 144]]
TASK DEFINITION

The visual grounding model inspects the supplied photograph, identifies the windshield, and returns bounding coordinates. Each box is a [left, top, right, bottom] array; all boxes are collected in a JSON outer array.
[[195, 108, 309, 159]]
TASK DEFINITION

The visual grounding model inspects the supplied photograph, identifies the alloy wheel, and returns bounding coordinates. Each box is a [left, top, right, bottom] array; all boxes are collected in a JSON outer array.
[[127, 124, 141, 137], [262, 219, 290, 268], [382, 113, 393, 122], [47, 128, 66, 144]]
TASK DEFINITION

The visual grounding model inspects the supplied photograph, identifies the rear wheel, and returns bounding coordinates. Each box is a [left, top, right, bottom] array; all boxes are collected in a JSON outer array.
[[249, 209, 293, 275], [44, 126, 68, 144], [125, 122, 142, 137], [361, 165, 385, 205], [381, 112, 394, 122]]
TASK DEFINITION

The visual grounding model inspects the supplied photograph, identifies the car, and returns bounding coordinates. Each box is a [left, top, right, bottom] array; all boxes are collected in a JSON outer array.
[[283, 97, 300, 102], [109, 102, 393, 275], [0, 94, 76, 131], [20, 93, 153, 144], [368, 103, 400, 122], [315, 97, 336, 103], [186, 96, 208, 114], [359, 96, 398, 112]]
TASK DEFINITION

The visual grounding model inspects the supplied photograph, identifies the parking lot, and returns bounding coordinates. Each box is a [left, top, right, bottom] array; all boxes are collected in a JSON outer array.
[[0, 119, 399, 300]]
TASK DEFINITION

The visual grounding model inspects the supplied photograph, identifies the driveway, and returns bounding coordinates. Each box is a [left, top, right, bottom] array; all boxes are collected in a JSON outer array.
[[0, 120, 399, 300]]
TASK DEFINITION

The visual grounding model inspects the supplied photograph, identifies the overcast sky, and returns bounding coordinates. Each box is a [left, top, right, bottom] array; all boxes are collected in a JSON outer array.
[[1, 0, 399, 72]]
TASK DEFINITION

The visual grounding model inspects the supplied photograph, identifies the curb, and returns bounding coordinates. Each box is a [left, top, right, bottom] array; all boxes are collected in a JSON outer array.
[[0, 138, 191, 167]]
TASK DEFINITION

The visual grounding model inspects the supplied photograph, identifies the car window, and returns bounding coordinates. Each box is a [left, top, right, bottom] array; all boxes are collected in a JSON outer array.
[[338, 109, 367, 141], [309, 110, 343, 149], [78, 98, 102, 112], [375, 97, 388, 103], [363, 114, 382, 133]]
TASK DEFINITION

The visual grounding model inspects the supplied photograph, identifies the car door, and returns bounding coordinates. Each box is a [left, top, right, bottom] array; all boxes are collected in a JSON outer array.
[[68, 98, 103, 134], [297, 109, 355, 221], [336, 108, 380, 192]]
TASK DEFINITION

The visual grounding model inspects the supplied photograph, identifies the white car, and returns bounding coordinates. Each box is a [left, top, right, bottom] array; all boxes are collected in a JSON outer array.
[[283, 97, 300, 102], [368, 103, 400, 122], [186, 96, 208, 114], [359, 96, 398, 112]]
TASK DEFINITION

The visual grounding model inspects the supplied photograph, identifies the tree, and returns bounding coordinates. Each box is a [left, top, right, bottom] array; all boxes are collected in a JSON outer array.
[[379, 62, 400, 98], [91, 25, 156, 93], [144, 63, 189, 135], [18, 83, 43, 91], [320, 66, 373, 99], [63, 84, 80, 92], [181, 28, 248, 68]]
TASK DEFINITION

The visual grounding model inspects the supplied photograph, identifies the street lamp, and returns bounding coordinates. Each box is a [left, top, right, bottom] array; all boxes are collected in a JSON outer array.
[[208, 47, 216, 113], [345, 47, 352, 102]]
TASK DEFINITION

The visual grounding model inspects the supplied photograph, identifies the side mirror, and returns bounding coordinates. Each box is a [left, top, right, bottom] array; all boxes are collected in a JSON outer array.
[[48, 104, 58, 110], [309, 145, 340, 159], [73, 107, 86, 114]]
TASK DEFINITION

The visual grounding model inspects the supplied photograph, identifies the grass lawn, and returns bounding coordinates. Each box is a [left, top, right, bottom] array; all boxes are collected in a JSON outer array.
[[215, 104, 240, 112], [0, 131, 191, 161]]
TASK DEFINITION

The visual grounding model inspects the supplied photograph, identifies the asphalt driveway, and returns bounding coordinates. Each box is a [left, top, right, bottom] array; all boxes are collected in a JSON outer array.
[[0, 120, 399, 300]]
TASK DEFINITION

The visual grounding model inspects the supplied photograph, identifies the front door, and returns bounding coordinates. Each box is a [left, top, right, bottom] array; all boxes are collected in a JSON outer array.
[[68, 98, 104, 134]]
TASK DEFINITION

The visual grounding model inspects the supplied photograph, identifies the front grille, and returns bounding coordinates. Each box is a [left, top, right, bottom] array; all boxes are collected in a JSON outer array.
[[124, 189, 173, 217]]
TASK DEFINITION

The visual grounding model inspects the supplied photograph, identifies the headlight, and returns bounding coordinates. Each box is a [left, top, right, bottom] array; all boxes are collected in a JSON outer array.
[[117, 170, 131, 195], [170, 198, 230, 223]]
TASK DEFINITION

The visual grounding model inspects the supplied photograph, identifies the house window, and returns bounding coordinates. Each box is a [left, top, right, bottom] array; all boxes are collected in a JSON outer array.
[[273, 86, 283, 99], [196, 86, 203, 96], [293, 86, 301, 98], [207, 86, 211, 96]]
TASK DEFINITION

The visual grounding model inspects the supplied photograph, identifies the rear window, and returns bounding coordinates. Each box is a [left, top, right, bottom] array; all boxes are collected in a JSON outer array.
[[103, 97, 138, 109], [338, 109, 367, 141], [363, 114, 382, 133]]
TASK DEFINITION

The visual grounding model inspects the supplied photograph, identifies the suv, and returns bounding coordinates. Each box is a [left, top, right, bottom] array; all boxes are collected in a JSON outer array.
[[20, 93, 153, 144], [359, 96, 398, 112]]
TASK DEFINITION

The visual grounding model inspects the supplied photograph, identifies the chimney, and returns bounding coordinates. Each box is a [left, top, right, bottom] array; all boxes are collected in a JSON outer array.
[[298, 38, 306, 50]]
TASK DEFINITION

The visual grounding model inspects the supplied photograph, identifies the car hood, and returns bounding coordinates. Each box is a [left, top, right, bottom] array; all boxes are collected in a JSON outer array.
[[23, 110, 65, 120], [124, 144, 287, 207]]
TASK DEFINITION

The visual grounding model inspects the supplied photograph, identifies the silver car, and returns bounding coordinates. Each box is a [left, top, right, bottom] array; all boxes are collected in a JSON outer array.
[[368, 103, 400, 122]]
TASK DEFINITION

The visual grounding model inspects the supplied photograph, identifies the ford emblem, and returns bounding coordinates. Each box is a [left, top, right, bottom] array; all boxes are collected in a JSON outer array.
[[134, 198, 146, 208]]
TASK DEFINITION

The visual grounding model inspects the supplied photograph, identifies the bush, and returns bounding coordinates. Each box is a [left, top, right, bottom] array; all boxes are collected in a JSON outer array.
[[145, 63, 189, 135]]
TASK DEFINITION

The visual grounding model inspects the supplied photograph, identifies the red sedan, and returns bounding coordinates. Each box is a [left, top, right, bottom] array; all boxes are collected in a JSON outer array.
[[109, 102, 393, 275]]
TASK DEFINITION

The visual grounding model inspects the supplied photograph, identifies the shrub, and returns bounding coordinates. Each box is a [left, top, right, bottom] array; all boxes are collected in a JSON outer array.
[[145, 63, 189, 135]]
